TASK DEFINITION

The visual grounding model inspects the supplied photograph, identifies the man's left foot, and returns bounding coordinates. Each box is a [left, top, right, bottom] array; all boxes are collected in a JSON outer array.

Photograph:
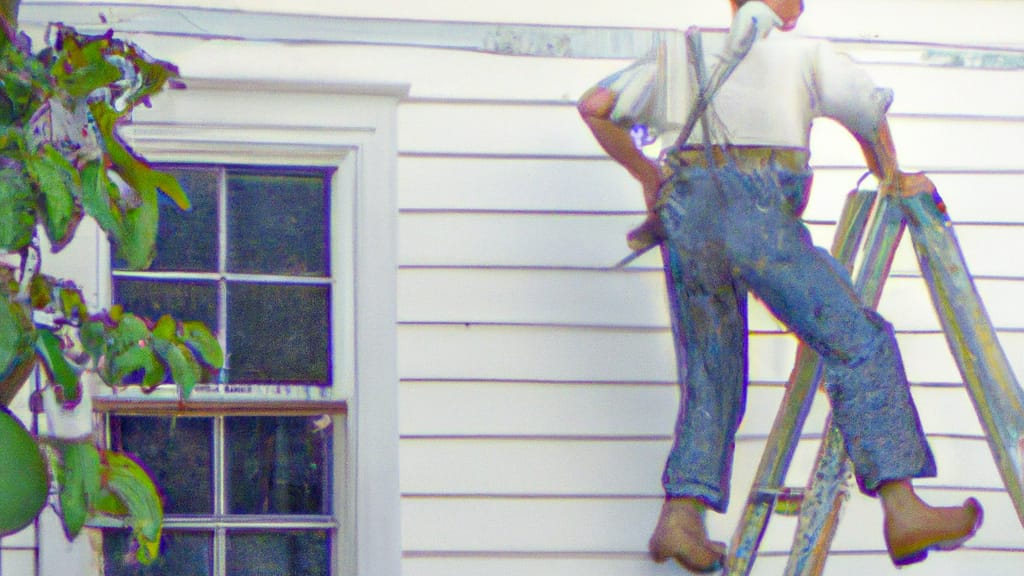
[[884, 497, 983, 566]]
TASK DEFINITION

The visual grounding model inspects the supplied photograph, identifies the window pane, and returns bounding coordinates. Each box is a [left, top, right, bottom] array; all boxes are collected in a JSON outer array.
[[114, 167, 219, 272], [104, 530, 212, 575], [226, 283, 330, 385], [108, 416, 214, 515], [226, 531, 329, 576], [226, 170, 329, 276], [226, 416, 332, 515], [113, 279, 219, 333]]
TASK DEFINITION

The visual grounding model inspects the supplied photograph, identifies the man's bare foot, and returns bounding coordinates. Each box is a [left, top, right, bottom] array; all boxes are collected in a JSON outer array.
[[649, 498, 726, 573], [879, 481, 983, 566]]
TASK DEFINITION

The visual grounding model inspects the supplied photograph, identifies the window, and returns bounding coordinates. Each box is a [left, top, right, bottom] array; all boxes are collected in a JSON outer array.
[[103, 415, 333, 576], [100, 166, 342, 575], [111, 166, 337, 396]]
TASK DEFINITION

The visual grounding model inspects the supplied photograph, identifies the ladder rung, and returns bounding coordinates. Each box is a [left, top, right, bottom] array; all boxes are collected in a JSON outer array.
[[751, 486, 806, 516]]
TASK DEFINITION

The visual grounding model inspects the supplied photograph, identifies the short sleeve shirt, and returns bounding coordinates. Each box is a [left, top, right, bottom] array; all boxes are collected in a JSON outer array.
[[593, 28, 892, 150]]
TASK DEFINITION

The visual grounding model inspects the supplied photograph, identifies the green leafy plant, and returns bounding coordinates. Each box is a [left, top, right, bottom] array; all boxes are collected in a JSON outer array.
[[0, 1, 222, 564]]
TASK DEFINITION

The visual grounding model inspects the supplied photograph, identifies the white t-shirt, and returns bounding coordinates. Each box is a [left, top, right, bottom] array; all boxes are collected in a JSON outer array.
[[595, 16, 892, 150]]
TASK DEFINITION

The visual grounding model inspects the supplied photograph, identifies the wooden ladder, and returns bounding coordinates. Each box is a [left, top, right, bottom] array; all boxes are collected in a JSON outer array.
[[722, 183, 1024, 575]]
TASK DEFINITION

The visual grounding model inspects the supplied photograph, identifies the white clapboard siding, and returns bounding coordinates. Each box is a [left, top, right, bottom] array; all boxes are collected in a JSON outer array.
[[402, 551, 1024, 576], [10, 1, 1023, 575], [401, 490, 1022, 553], [399, 157, 1023, 224], [394, 13, 1024, 571], [398, 102, 1022, 168], [400, 323, 1024, 387], [399, 383, 987, 440], [399, 436, 1002, 497], [381, 0, 1024, 569], [399, 268, 1024, 332], [398, 211, 1024, 278]]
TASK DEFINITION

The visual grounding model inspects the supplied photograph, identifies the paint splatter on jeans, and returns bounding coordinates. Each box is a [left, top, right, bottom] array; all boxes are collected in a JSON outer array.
[[658, 156, 936, 512]]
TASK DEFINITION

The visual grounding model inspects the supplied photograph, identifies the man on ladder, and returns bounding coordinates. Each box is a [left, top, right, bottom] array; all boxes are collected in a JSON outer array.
[[578, 0, 983, 571]]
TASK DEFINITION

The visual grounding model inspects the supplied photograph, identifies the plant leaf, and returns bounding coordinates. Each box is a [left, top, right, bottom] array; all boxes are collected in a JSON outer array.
[[0, 408, 49, 536], [181, 321, 223, 369], [25, 144, 82, 251], [53, 440, 102, 539], [80, 161, 124, 241], [151, 315, 176, 341], [0, 166, 35, 252], [90, 100, 189, 209], [153, 337, 198, 399], [50, 32, 121, 100], [78, 318, 106, 366], [90, 487, 130, 517], [0, 292, 35, 406], [34, 329, 80, 404], [102, 451, 163, 565], [110, 344, 164, 388]]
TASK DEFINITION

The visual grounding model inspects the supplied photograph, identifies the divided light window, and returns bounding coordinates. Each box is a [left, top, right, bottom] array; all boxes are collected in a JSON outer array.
[[112, 166, 332, 389], [103, 166, 337, 576]]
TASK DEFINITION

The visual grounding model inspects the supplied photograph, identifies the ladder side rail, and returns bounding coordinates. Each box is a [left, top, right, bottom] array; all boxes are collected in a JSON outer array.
[[901, 191, 1024, 527]]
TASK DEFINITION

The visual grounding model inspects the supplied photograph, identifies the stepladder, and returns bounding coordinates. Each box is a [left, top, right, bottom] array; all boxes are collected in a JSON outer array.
[[665, 181, 1024, 574]]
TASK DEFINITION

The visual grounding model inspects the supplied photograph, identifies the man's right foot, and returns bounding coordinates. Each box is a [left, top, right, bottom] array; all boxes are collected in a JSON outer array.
[[648, 498, 726, 573]]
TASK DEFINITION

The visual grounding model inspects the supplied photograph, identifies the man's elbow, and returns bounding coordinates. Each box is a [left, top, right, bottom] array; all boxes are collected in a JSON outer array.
[[578, 87, 616, 121]]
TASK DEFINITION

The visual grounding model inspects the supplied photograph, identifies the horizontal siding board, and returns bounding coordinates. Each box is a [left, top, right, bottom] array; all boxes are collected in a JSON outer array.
[[399, 383, 834, 439], [809, 116, 1024, 171], [398, 156, 640, 213], [398, 103, 1024, 171], [397, 269, 677, 329], [399, 437, 1002, 497], [400, 496, 798, 553], [398, 211, 1024, 277], [398, 324, 799, 383], [399, 157, 1023, 226], [401, 490, 1020, 554], [403, 551, 1024, 576], [398, 382, 982, 439], [874, 64, 1024, 118], [399, 325, 1021, 385], [399, 268, 1024, 331]]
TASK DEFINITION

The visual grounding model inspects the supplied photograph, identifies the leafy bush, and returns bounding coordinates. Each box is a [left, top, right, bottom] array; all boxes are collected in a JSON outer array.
[[0, 2, 222, 564]]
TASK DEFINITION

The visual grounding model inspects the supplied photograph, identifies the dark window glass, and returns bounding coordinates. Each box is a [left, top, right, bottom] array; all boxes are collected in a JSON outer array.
[[108, 416, 214, 515], [104, 530, 212, 576], [226, 171, 329, 276], [226, 531, 329, 576], [226, 416, 332, 515], [112, 279, 219, 332], [114, 168, 220, 272], [226, 283, 330, 385]]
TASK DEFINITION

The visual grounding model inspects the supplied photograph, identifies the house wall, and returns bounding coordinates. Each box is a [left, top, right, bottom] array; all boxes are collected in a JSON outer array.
[[391, 5, 1024, 576], [10, 1, 1024, 575]]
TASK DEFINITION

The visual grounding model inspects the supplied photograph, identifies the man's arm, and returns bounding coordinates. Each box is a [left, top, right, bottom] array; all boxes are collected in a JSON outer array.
[[578, 87, 664, 210], [855, 116, 935, 198]]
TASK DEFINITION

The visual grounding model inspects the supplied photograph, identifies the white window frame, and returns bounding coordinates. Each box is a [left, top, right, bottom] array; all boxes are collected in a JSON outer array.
[[39, 78, 405, 576]]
